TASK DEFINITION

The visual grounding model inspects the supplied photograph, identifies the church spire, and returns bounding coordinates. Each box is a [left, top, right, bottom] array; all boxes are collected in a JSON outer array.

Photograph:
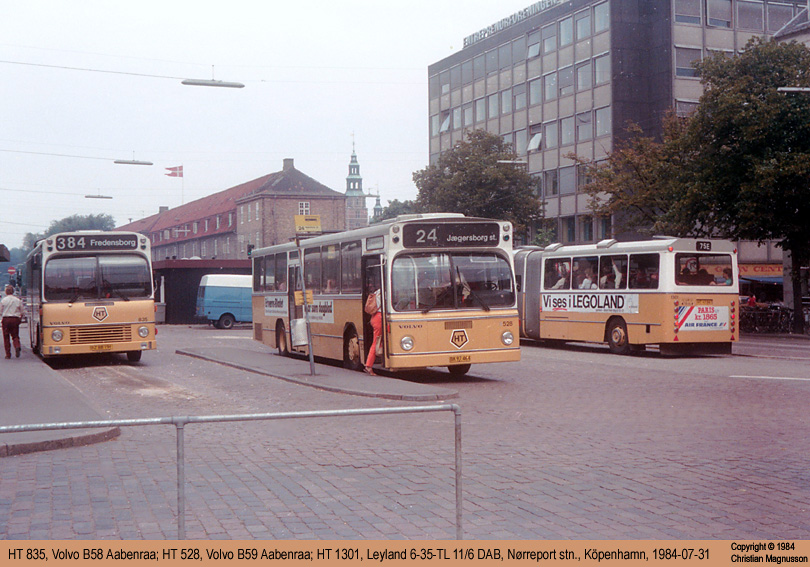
[[345, 140, 369, 229]]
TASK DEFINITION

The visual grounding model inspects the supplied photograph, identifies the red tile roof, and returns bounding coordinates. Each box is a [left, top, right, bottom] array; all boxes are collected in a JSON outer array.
[[117, 162, 344, 245]]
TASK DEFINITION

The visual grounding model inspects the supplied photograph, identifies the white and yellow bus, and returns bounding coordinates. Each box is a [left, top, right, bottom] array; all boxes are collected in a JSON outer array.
[[251, 214, 520, 375], [23, 231, 157, 361], [514, 237, 739, 355]]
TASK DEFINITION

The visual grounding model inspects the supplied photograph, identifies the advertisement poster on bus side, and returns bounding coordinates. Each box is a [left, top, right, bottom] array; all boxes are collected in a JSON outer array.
[[264, 296, 288, 317], [303, 299, 335, 324], [677, 305, 729, 331], [541, 293, 640, 314]]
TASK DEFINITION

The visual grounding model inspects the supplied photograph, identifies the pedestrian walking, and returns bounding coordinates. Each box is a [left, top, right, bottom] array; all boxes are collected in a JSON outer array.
[[364, 287, 381, 375], [1, 284, 23, 359]]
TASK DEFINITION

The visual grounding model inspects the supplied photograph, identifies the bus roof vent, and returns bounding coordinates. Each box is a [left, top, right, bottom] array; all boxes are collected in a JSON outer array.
[[395, 212, 465, 222], [543, 242, 563, 252], [596, 238, 618, 249]]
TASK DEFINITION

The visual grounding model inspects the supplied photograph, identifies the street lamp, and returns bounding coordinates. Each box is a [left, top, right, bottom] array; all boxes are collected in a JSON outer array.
[[181, 78, 244, 88], [113, 159, 153, 165], [777, 87, 810, 93]]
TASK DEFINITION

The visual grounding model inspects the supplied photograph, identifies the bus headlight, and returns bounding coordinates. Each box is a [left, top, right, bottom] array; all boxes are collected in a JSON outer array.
[[138, 326, 149, 338], [51, 329, 64, 342], [501, 331, 514, 346], [400, 336, 414, 351]]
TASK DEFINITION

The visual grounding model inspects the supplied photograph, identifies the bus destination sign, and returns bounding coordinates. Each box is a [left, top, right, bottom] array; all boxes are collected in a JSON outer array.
[[54, 234, 139, 252], [402, 222, 500, 248]]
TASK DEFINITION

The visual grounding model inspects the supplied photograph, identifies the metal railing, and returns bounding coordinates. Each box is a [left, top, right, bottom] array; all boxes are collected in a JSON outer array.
[[0, 404, 463, 539]]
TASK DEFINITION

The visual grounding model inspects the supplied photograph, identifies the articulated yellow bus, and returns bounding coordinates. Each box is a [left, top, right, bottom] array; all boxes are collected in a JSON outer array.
[[251, 214, 520, 375], [514, 237, 739, 355], [23, 231, 157, 361]]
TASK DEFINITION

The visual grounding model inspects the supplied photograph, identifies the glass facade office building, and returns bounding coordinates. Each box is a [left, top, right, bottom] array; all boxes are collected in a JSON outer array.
[[428, 0, 807, 244]]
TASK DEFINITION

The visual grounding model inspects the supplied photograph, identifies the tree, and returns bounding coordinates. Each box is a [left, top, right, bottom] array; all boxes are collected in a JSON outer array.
[[413, 130, 541, 236], [21, 213, 116, 255], [687, 38, 810, 332], [573, 112, 696, 237]]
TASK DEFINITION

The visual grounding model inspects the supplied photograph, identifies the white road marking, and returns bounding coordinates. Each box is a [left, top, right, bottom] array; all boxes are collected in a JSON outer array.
[[729, 375, 810, 382]]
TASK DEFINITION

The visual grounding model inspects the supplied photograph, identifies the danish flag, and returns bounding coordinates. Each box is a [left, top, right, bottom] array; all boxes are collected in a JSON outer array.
[[165, 165, 183, 177]]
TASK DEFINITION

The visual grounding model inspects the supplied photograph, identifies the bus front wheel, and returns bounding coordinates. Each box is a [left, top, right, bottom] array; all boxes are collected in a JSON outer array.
[[607, 319, 631, 355], [448, 363, 471, 376], [343, 328, 362, 371], [127, 351, 142, 363]]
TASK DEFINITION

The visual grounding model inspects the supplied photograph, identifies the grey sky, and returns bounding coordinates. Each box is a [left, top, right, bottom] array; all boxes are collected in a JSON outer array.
[[0, 0, 524, 248]]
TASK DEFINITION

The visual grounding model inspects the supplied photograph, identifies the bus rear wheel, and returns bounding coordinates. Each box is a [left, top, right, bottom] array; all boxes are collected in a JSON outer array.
[[448, 363, 471, 376], [343, 328, 362, 371], [607, 319, 631, 355], [276, 321, 289, 357]]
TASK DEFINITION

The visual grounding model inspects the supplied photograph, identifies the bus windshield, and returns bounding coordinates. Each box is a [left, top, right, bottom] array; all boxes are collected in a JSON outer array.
[[44, 254, 152, 301], [391, 252, 514, 312]]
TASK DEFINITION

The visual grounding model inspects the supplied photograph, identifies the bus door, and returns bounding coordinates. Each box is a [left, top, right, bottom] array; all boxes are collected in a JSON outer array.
[[362, 255, 385, 363], [288, 263, 307, 349]]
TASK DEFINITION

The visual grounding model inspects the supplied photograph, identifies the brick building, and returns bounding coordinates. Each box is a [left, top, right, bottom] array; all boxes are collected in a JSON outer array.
[[118, 158, 347, 262]]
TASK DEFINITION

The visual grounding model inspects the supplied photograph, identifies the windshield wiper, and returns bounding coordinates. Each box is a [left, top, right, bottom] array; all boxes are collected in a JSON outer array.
[[457, 266, 490, 311]]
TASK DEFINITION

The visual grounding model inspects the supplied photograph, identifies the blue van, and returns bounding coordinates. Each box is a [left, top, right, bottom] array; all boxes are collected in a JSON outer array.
[[196, 274, 253, 329]]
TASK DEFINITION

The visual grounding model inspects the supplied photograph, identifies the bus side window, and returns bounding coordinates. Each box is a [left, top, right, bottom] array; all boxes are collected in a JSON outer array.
[[544, 258, 571, 290], [599, 255, 628, 290], [628, 253, 660, 289]]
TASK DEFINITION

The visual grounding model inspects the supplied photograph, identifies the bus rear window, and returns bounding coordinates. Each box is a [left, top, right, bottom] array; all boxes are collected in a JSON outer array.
[[676, 253, 733, 286]]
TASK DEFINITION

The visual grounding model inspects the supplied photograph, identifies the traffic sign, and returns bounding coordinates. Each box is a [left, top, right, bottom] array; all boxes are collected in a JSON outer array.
[[7, 267, 16, 275]]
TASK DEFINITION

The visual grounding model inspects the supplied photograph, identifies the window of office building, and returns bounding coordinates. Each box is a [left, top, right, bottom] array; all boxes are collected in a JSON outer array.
[[576, 111, 593, 141], [462, 60, 473, 84], [450, 65, 461, 89], [562, 216, 576, 243], [737, 1, 764, 31], [512, 36, 527, 64], [675, 47, 702, 77], [453, 107, 462, 129], [514, 85, 527, 110], [499, 43, 512, 68], [486, 49, 498, 75], [560, 16, 574, 47], [544, 121, 559, 149], [560, 166, 576, 195], [575, 10, 591, 40], [528, 30, 541, 59], [515, 129, 528, 155], [530, 78, 542, 106], [674, 0, 701, 24], [544, 169, 559, 196], [488, 93, 499, 118], [463, 104, 473, 127], [767, 3, 795, 32], [559, 66, 574, 97], [542, 23, 557, 53], [594, 53, 611, 84], [577, 61, 592, 91], [560, 116, 575, 146], [595, 106, 611, 137], [528, 124, 543, 152], [475, 98, 486, 122], [594, 1, 610, 33], [501, 89, 512, 114], [675, 100, 698, 117], [707, 0, 732, 28], [473, 54, 485, 79], [431, 115, 439, 136], [577, 164, 592, 191], [580, 216, 594, 242], [544, 72, 558, 101]]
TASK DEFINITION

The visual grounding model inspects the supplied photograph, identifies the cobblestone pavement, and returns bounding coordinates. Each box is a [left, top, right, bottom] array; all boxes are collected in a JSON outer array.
[[2, 327, 809, 539]]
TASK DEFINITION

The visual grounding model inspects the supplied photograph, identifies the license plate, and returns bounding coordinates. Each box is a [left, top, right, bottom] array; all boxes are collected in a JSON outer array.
[[89, 344, 113, 351], [696, 299, 713, 305], [449, 355, 471, 364]]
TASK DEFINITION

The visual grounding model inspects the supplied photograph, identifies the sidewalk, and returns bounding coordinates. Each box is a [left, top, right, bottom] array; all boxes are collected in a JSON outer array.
[[0, 340, 457, 457], [0, 344, 120, 457]]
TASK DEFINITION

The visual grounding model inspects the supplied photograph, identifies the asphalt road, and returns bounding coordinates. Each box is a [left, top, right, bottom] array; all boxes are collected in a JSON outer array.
[[1, 325, 809, 539]]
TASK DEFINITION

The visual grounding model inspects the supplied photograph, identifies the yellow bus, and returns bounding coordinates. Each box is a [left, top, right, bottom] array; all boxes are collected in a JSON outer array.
[[23, 231, 157, 361], [514, 237, 739, 355], [251, 214, 520, 375]]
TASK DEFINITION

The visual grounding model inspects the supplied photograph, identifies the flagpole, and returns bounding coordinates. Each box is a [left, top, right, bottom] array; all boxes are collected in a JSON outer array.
[[181, 163, 185, 204]]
